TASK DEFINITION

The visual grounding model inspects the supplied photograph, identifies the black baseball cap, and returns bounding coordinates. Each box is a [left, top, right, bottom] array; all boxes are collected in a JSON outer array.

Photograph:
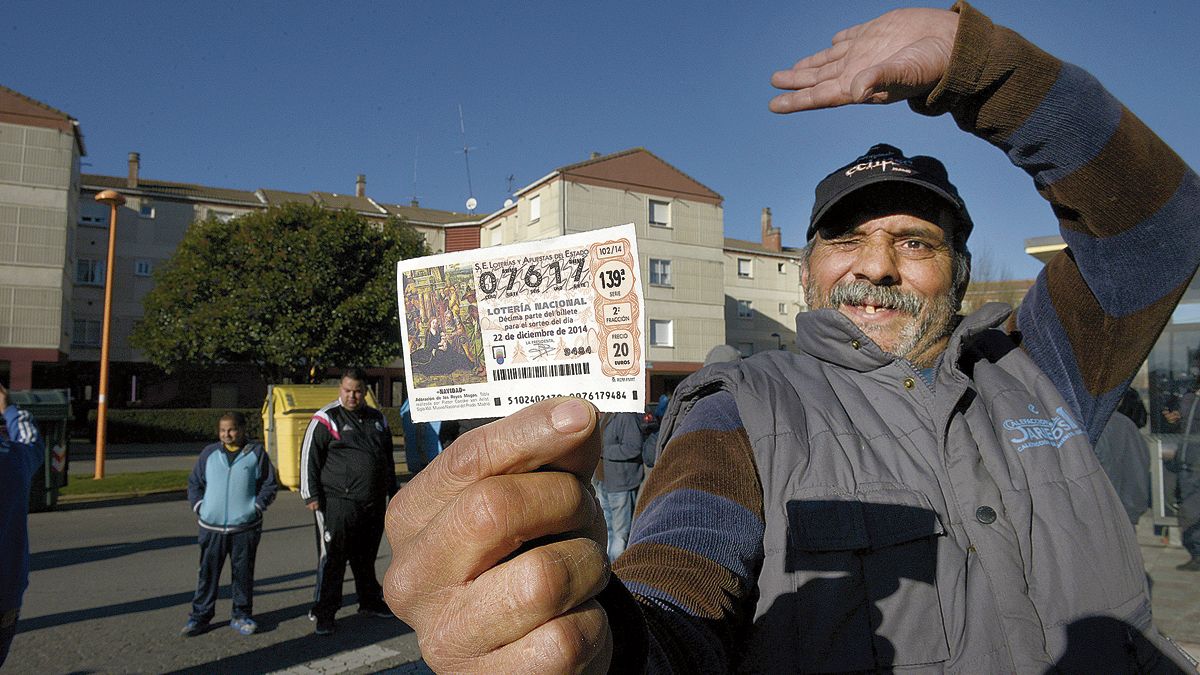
[[807, 143, 973, 242]]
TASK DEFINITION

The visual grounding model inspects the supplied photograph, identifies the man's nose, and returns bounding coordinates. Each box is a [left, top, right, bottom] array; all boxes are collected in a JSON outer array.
[[852, 236, 899, 286]]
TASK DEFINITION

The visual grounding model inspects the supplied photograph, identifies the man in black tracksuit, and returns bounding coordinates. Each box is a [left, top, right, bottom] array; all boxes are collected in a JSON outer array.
[[300, 369, 397, 635]]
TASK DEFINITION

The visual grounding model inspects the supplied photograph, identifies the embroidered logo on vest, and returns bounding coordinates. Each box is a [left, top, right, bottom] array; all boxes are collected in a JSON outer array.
[[1003, 404, 1084, 452]]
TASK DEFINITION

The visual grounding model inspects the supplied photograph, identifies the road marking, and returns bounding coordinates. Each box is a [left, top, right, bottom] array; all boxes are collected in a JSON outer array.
[[266, 644, 406, 674]]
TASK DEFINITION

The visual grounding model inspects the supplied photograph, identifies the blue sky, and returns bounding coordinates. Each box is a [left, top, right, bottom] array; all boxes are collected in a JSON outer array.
[[5, 1, 1196, 280]]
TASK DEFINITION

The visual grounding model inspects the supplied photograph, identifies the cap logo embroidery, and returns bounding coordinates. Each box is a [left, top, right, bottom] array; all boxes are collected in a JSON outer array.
[[844, 159, 915, 177]]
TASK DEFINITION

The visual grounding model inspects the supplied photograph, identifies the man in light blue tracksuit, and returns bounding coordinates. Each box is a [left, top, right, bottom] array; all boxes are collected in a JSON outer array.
[[182, 411, 277, 637]]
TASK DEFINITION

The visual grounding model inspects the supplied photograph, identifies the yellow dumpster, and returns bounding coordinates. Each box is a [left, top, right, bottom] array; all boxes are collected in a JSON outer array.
[[261, 384, 380, 490]]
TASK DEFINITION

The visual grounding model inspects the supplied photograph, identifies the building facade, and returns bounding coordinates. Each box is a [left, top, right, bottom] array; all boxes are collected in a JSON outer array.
[[724, 207, 805, 357], [477, 148, 731, 399], [72, 156, 473, 408], [0, 85, 85, 390]]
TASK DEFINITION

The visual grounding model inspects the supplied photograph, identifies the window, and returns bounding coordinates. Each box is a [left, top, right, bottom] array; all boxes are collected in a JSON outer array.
[[737, 342, 754, 357], [649, 258, 672, 286], [650, 319, 673, 347], [737, 300, 752, 318], [649, 199, 670, 227], [208, 209, 235, 223], [778, 262, 787, 274], [76, 259, 104, 285], [135, 259, 153, 277], [72, 319, 102, 347], [737, 258, 753, 278], [529, 194, 541, 222], [139, 201, 155, 218], [79, 201, 109, 227], [779, 302, 789, 315]]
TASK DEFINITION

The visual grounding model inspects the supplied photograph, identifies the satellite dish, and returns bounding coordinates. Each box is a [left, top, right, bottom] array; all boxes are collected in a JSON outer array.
[[503, 198, 514, 208], [466, 197, 477, 211]]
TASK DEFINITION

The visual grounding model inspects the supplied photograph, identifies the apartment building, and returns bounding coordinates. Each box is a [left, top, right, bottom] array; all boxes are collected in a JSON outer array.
[[72, 155, 473, 407], [724, 207, 805, 357], [0, 85, 85, 390], [476, 148, 728, 399]]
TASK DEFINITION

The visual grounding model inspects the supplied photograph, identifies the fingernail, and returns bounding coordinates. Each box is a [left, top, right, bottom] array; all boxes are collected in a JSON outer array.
[[551, 399, 589, 433]]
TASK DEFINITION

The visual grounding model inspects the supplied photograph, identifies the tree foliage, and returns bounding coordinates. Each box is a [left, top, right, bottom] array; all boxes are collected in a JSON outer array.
[[131, 203, 428, 383]]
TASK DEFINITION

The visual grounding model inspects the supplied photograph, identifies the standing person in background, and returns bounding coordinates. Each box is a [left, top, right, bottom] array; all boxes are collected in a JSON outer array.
[[399, 399, 442, 476], [1091, 407, 1151, 530], [300, 369, 397, 635], [601, 411, 644, 561], [1119, 387, 1149, 429], [1171, 386, 1200, 571], [399, 398, 422, 475], [181, 412, 277, 637], [640, 411, 660, 481], [0, 382, 43, 667]]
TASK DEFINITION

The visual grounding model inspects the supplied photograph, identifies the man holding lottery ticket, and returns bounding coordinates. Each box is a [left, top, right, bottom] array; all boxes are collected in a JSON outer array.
[[382, 4, 1199, 673]]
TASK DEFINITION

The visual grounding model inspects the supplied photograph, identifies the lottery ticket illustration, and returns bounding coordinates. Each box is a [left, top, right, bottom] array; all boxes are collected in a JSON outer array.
[[397, 223, 646, 422]]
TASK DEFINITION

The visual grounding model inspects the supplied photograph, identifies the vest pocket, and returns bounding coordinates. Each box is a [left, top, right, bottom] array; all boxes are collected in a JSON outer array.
[[783, 486, 950, 671]]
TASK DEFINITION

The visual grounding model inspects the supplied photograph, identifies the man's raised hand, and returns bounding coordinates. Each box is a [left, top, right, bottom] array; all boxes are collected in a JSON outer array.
[[769, 8, 959, 113], [383, 398, 611, 673]]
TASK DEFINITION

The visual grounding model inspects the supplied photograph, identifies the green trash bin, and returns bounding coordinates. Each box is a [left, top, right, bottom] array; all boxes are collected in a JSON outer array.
[[10, 389, 72, 512]]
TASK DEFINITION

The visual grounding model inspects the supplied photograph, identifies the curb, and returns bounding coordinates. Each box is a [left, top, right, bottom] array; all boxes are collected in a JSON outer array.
[[57, 487, 188, 505]]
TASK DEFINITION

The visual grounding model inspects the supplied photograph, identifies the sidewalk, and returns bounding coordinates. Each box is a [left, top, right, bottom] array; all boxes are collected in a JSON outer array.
[[1136, 517, 1200, 660]]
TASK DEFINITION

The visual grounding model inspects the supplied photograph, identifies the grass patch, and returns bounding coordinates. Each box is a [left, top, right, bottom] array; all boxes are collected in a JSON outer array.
[[62, 470, 190, 497]]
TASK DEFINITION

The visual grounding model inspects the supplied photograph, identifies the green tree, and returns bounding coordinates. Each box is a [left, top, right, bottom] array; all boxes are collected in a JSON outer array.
[[131, 203, 428, 383]]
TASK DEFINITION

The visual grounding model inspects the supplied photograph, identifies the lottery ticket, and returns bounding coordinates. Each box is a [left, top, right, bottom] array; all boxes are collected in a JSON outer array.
[[396, 223, 646, 422]]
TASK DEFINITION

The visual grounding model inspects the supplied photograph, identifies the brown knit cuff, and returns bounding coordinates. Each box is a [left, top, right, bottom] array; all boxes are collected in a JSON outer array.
[[910, 1, 994, 117]]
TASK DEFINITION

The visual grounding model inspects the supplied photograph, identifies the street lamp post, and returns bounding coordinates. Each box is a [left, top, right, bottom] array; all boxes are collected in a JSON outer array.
[[93, 189, 125, 480], [770, 332, 785, 350]]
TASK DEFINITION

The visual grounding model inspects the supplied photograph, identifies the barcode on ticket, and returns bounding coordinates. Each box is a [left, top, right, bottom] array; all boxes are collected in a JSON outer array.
[[492, 362, 591, 381]]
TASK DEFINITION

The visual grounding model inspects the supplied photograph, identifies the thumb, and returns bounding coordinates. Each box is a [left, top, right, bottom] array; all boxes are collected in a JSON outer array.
[[849, 65, 890, 104]]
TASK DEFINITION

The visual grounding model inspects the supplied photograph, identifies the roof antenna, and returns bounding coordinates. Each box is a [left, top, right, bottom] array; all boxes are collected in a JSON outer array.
[[504, 174, 516, 209], [410, 134, 421, 208], [458, 104, 477, 213]]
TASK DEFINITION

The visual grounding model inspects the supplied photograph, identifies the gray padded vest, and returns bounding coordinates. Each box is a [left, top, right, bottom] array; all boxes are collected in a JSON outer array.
[[660, 304, 1188, 673]]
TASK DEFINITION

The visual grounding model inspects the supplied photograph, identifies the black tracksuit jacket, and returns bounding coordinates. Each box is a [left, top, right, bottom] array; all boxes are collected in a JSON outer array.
[[300, 401, 397, 506]]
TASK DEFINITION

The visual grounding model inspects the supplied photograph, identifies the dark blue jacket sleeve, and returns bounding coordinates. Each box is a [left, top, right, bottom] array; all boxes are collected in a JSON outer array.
[[253, 443, 278, 512], [3, 405, 44, 483], [188, 445, 214, 513]]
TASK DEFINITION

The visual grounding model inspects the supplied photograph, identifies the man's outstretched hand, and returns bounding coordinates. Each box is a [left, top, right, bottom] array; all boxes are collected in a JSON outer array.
[[769, 8, 959, 113], [383, 398, 611, 673]]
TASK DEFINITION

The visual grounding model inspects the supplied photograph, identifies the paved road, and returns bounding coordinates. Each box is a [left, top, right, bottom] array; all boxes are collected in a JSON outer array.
[[11, 490, 430, 674]]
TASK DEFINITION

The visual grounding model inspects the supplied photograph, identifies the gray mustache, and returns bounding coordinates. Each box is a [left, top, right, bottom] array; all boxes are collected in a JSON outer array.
[[826, 282, 924, 315]]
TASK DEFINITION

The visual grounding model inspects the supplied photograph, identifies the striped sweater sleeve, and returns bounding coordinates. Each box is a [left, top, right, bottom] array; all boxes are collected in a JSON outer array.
[[608, 391, 764, 672], [914, 1, 1200, 442]]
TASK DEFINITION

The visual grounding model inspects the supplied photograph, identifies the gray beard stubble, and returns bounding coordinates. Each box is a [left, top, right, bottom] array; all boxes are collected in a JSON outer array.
[[808, 280, 957, 364]]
